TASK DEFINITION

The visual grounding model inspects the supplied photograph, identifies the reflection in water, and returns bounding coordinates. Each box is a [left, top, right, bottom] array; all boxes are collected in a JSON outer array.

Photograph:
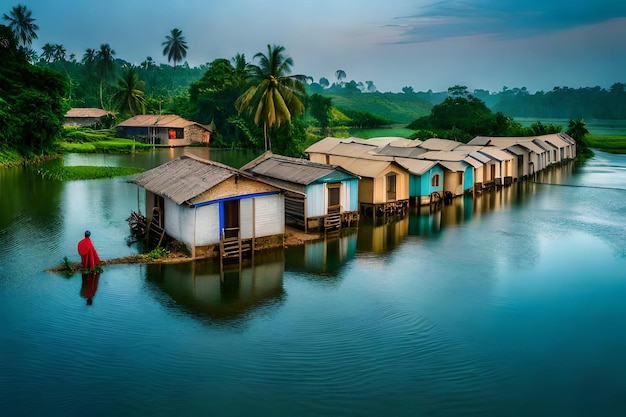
[[80, 273, 100, 305], [146, 250, 285, 325], [285, 231, 358, 278], [357, 216, 409, 253]]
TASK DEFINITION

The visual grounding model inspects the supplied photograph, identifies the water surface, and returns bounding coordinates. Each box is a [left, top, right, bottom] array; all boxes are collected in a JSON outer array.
[[1, 149, 625, 416]]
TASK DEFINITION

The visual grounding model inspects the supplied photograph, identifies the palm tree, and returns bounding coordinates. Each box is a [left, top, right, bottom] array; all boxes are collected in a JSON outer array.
[[231, 52, 250, 85], [112, 67, 146, 116], [235, 44, 306, 151], [40, 43, 54, 62], [82, 48, 96, 66], [335, 69, 346, 85], [162, 28, 188, 86], [52, 44, 66, 62], [566, 119, 590, 143], [2, 4, 38, 47], [95, 44, 116, 109]]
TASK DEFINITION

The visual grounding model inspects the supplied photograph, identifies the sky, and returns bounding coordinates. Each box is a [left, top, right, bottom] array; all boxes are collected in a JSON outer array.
[[6, 0, 626, 93]]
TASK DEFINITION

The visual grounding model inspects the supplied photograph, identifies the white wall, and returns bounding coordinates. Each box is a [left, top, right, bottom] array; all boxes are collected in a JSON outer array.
[[254, 194, 284, 237]]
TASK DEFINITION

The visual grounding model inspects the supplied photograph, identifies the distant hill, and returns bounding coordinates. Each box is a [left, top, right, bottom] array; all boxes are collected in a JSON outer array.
[[312, 90, 433, 125]]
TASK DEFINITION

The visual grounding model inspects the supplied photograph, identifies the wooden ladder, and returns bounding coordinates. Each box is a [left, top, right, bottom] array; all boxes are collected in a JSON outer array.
[[146, 207, 166, 249]]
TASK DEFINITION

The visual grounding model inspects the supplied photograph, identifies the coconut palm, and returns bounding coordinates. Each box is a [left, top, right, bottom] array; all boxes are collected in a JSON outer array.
[[112, 67, 146, 116], [235, 44, 306, 151], [566, 119, 590, 143], [231, 52, 250, 85], [82, 48, 96, 66], [2, 4, 38, 47], [40, 43, 54, 62], [335, 69, 346, 85], [95, 43, 116, 109], [162, 28, 188, 86], [52, 44, 66, 62]]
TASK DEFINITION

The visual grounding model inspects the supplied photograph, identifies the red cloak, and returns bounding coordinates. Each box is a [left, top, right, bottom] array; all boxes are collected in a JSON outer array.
[[77, 237, 101, 269]]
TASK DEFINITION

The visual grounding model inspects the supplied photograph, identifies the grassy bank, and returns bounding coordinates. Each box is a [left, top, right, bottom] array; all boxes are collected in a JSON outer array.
[[586, 134, 626, 154], [38, 164, 145, 181], [56, 138, 158, 153]]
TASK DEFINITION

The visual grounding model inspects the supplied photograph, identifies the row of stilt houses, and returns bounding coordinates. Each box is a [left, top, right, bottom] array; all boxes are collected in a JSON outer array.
[[305, 133, 576, 213], [129, 133, 576, 260]]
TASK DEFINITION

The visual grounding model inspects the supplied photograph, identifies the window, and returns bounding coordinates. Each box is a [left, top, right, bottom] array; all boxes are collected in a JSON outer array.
[[431, 173, 440, 187]]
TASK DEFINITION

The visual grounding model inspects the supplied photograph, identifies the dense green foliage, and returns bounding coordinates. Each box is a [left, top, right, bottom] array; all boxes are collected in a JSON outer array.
[[2, 4, 626, 163], [406, 86, 520, 142], [235, 44, 307, 151], [0, 25, 65, 156], [493, 84, 626, 120], [309, 89, 432, 125]]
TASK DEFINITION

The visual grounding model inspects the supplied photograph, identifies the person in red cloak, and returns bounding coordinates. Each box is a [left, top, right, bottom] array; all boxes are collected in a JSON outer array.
[[77, 230, 101, 270]]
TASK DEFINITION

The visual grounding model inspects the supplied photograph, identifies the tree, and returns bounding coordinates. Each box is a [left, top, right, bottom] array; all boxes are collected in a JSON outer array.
[[112, 67, 146, 116], [235, 44, 307, 151], [335, 69, 346, 85], [189, 58, 247, 145], [2, 4, 38, 48], [231, 52, 250, 84], [95, 43, 116, 109], [566, 119, 589, 142], [40, 43, 54, 62], [162, 28, 188, 86], [319, 77, 329, 89], [308, 93, 332, 135], [52, 44, 66, 62]]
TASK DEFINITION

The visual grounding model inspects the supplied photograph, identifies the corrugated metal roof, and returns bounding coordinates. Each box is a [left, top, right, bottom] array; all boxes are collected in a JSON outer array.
[[468, 151, 491, 164], [516, 141, 545, 154], [478, 147, 515, 161], [65, 108, 112, 118], [463, 156, 484, 168], [329, 142, 392, 160], [420, 138, 461, 151], [558, 133, 576, 145], [439, 160, 467, 172], [117, 114, 209, 130], [543, 134, 570, 148], [130, 155, 236, 205], [419, 150, 469, 161], [374, 144, 428, 158], [341, 158, 395, 177], [394, 157, 437, 175], [505, 145, 525, 156], [469, 136, 492, 146], [386, 138, 423, 147], [243, 154, 356, 185], [305, 137, 346, 154]]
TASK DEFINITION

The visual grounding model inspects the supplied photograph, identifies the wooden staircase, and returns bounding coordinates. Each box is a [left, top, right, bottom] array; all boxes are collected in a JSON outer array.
[[146, 207, 166, 249], [220, 228, 251, 260], [324, 205, 342, 231]]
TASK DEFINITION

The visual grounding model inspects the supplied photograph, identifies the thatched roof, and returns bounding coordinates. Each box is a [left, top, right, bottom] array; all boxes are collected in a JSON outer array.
[[117, 114, 212, 131], [241, 152, 358, 186], [65, 108, 113, 118], [130, 156, 238, 205]]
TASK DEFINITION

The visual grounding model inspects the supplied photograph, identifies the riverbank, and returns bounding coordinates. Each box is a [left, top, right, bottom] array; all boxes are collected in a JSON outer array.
[[46, 226, 323, 274]]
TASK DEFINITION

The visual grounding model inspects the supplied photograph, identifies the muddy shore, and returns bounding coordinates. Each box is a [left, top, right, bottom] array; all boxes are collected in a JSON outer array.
[[46, 227, 323, 273]]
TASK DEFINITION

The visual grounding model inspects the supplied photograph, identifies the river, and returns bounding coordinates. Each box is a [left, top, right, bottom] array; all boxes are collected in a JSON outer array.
[[1, 148, 625, 417]]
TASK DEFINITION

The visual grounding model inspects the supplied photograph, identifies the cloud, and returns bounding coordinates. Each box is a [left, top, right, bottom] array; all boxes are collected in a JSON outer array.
[[391, 0, 626, 43]]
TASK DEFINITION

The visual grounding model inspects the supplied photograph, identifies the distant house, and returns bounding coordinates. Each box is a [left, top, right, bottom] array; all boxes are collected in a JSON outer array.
[[64, 108, 114, 128], [116, 114, 212, 147], [306, 137, 410, 216], [241, 152, 360, 232], [130, 155, 284, 259]]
